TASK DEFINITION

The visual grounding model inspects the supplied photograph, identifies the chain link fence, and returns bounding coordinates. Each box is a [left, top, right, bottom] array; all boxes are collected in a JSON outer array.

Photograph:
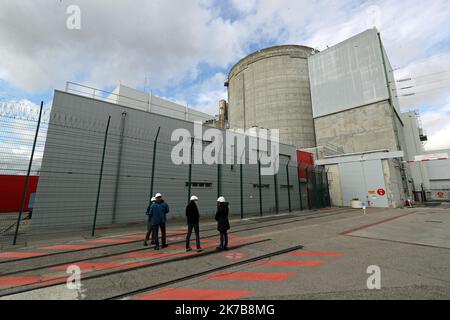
[[0, 94, 331, 246]]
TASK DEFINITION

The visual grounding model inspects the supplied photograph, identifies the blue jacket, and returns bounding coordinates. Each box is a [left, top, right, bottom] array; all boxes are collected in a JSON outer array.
[[148, 201, 169, 225]]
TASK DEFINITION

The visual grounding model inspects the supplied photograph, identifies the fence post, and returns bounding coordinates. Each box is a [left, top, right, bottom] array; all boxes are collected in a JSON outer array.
[[286, 160, 292, 213], [150, 127, 161, 200], [297, 164, 303, 211], [91, 115, 111, 237], [13, 101, 44, 245], [258, 159, 263, 217], [112, 112, 127, 224], [240, 164, 244, 219], [274, 174, 279, 214], [306, 166, 311, 210], [188, 137, 194, 203], [217, 163, 222, 199]]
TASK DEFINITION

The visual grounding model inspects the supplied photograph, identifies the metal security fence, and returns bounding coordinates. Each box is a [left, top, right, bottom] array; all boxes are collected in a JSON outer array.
[[0, 92, 331, 245]]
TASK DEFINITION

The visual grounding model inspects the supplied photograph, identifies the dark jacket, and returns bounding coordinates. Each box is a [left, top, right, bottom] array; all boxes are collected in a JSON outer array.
[[149, 200, 169, 225], [185, 201, 200, 224], [146, 202, 155, 220], [215, 202, 230, 232]]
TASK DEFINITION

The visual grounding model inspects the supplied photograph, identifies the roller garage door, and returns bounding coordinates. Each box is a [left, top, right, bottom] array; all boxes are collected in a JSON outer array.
[[339, 160, 389, 208]]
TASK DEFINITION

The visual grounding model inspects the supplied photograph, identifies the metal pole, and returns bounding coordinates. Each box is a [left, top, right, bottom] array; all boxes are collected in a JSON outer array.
[[217, 163, 222, 199], [313, 167, 318, 209], [297, 164, 303, 211], [112, 112, 127, 224], [286, 161, 292, 213], [188, 137, 194, 203], [149, 127, 161, 199], [91, 115, 111, 237], [258, 159, 263, 217], [240, 164, 244, 219], [274, 174, 279, 214], [13, 101, 43, 245]]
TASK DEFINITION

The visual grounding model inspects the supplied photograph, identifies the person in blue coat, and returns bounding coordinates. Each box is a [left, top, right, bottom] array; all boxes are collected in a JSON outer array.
[[149, 193, 170, 250]]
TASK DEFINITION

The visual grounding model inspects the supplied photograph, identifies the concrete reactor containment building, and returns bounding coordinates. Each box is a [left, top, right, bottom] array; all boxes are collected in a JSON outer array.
[[225, 45, 318, 149]]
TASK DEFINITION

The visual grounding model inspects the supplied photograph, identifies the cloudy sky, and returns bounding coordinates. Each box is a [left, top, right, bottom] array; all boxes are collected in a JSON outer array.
[[0, 0, 449, 151]]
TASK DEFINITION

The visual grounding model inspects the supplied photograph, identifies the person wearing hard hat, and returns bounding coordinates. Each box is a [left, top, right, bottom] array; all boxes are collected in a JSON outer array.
[[149, 193, 170, 250], [143, 196, 157, 246], [185, 195, 202, 252], [215, 196, 230, 250]]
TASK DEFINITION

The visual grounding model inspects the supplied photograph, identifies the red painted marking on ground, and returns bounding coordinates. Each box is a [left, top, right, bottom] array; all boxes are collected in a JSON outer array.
[[136, 288, 253, 300], [0, 276, 43, 287], [87, 238, 135, 244], [207, 271, 295, 282], [288, 251, 344, 257], [166, 244, 186, 250], [0, 252, 48, 259], [339, 213, 413, 235], [49, 262, 128, 271], [39, 244, 96, 250], [122, 234, 146, 239], [223, 252, 248, 261], [167, 230, 187, 234], [254, 260, 326, 267]]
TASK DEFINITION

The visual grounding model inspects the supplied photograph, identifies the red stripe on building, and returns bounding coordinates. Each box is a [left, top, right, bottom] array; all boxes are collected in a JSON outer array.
[[122, 234, 147, 239], [0, 252, 48, 259], [288, 251, 344, 257], [136, 288, 253, 300], [0, 175, 39, 213], [254, 260, 327, 267], [49, 262, 127, 271], [339, 213, 412, 235], [207, 271, 295, 282], [87, 238, 135, 244]]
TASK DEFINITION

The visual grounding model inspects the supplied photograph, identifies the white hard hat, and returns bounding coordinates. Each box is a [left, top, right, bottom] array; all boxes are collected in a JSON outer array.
[[217, 196, 226, 203], [151, 197, 156, 202], [155, 193, 162, 198], [190, 195, 198, 201]]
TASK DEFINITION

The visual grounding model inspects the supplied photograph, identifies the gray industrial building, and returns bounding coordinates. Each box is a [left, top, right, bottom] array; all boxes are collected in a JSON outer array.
[[31, 26, 447, 233], [225, 28, 411, 208]]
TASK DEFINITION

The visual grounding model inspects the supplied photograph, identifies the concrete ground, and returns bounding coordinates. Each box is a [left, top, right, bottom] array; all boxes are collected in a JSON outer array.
[[0, 205, 449, 300]]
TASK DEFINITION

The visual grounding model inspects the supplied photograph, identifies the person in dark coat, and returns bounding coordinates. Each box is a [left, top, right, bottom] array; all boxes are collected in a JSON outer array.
[[144, 196, 156, 247], [215, 196, 230, 250], [149, 193, 169, 250], [185, 195, 202, 252]]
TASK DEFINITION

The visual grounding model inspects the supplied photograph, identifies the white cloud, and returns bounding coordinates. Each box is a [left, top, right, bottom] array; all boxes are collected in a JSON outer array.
[[0, 99, 49, 174], [0, 1, 243, 92]]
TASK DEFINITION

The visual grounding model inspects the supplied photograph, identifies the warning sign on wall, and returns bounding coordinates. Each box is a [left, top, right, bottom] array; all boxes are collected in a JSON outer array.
[[377, 189, 386, 196]]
